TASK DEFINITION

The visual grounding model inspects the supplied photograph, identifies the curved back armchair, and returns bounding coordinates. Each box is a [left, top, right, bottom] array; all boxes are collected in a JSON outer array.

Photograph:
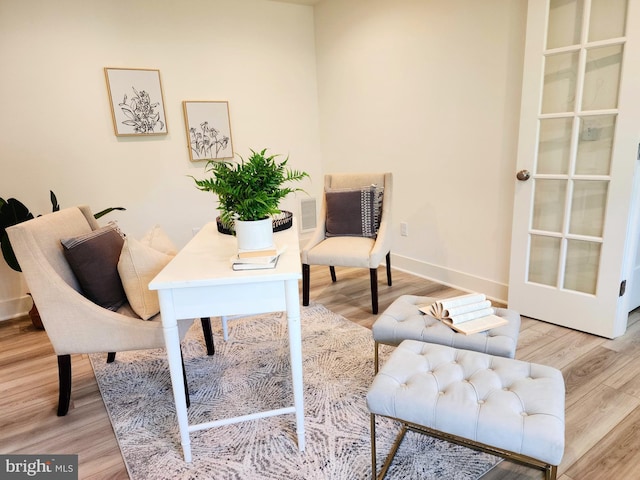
[[301, 173, 392, 314], [7, 206, 213, 415]]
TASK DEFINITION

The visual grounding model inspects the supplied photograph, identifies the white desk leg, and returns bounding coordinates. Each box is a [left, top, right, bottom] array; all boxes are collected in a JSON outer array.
[[158, 291, 193, 462], [285, 279, 305, 451]]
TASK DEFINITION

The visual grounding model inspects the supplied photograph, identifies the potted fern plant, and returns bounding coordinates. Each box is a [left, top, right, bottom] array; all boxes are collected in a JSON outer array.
[[191, 148, 309, 250]]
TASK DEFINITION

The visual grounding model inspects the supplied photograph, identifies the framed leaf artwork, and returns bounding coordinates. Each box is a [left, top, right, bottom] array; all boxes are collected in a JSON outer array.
[[182, 101, 234, 161], [104, 67, 168, 136]]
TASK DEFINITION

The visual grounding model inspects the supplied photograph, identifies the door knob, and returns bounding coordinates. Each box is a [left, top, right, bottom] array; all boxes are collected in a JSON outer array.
[[516, 170, 531, 181]]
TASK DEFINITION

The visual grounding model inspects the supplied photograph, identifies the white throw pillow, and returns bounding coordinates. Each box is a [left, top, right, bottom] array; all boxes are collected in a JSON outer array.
[[118, 235, 174, 320], [139, 224, 178, 255]]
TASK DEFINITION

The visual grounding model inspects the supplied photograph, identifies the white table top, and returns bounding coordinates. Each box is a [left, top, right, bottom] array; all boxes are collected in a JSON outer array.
[[149, 221, 302, 291]]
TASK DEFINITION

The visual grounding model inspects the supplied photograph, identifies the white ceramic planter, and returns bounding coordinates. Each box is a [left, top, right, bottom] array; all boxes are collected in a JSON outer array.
[[234, 218, 274, 251]]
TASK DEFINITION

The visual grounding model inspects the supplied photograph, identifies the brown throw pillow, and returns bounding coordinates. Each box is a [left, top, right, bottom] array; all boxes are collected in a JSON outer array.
[[61, 223, 127, 311], [325, 185, 383, 238]]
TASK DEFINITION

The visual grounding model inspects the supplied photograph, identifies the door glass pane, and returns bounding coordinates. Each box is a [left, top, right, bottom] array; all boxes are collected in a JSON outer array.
[[538, 117, 573, 174], [589, 0, 627, 42], [569, 180, 608, 237], [547, 0, 583, 49], [528, 235, 561, 287], [564, 239, 601, 294], [532, 180, 567, 232], [576, 115, 616, 175], [582, 45, 623, 111], [542, 52, 579, 114]]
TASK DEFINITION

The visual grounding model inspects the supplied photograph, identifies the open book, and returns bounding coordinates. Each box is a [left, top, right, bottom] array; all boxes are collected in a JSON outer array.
[[418, 293, 508, 335]]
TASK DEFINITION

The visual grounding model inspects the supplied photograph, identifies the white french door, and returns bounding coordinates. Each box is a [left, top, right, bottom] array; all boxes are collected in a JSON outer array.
[[508, 0, 640, 338]]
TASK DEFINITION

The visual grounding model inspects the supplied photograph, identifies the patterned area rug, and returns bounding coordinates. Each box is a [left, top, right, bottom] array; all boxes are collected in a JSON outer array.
[[90, 303, 501, 479]]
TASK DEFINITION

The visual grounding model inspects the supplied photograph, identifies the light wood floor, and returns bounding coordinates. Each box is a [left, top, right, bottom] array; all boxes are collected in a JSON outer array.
[[2, 265, 640, 479]]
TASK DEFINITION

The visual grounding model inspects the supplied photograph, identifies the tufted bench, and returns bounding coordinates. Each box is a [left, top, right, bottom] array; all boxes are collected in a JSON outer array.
[[373, 295, 521, 371], [367, 340, 565, 480]]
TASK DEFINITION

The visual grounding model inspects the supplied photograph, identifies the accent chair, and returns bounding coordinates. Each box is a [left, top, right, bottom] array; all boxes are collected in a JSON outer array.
[[7, 206, 214, 416], [301, 172, 393, 314]]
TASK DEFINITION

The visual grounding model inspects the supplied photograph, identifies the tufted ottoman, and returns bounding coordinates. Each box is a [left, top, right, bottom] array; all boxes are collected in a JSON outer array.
[[373, 295, 521, 371], [367, 340, 565, 480]]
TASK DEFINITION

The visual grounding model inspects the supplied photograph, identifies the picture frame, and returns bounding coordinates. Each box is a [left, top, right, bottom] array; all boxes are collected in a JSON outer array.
[[182, 101, 234, 161], [104, 67, 168, 136]]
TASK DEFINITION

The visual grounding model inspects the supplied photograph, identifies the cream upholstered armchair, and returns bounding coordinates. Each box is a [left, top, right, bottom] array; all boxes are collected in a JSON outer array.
[[7, 206, 214, 416], [301, 173, 392, 314]]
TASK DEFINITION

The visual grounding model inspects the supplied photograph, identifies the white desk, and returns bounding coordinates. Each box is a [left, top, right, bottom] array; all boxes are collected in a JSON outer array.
[[149, 222, 305, 462]]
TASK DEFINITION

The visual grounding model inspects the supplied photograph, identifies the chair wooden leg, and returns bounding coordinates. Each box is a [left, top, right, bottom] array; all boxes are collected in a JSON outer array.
[[330, 266, 337, 282], [386, 252, 392, 286], [302, 263, 310, 306], [370, 268, 379, 314], [106, 352, 116, 363], [200, 317, 215, 355], [57, 354, 72, 416]]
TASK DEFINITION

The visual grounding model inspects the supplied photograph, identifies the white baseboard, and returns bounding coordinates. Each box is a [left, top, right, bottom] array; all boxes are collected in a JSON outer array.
[[390, 253, 509, 305], [0, 294, 32, 322]]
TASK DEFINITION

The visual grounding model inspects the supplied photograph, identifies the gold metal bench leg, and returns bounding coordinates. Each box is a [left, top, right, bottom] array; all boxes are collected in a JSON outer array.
[[374, 341, 380, 374], [370, 414, 377, 480], [371, 413, 410, 480], [371, 414, 558, 480]]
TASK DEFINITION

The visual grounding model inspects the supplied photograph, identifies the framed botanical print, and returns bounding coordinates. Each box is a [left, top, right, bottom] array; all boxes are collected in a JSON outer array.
[[104, 67, 168, 136], [182, 101, 234, 161]]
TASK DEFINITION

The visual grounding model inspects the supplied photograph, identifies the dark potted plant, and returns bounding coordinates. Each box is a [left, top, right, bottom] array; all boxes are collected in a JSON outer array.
[[191, 148, 309, 250]]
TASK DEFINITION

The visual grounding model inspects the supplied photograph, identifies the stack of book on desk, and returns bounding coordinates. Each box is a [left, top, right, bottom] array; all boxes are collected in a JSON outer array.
[[418, 292, 508, 335], [230, 244, 286, 271]]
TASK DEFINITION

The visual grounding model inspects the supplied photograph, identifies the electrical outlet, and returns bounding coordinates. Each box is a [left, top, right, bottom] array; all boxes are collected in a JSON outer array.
[[400, 222, 408, 236]]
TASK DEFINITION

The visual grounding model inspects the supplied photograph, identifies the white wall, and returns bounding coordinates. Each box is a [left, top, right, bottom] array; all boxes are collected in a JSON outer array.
[[0, 0, 529, 319], [0, 0, 323, 317], [0, 260, 29, 320], [314, 0, 527, 300]]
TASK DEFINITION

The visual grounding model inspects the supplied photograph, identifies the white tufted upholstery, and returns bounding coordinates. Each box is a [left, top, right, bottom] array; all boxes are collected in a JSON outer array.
[[373, 295, 521, 359], [367, 340, 565, 471]]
